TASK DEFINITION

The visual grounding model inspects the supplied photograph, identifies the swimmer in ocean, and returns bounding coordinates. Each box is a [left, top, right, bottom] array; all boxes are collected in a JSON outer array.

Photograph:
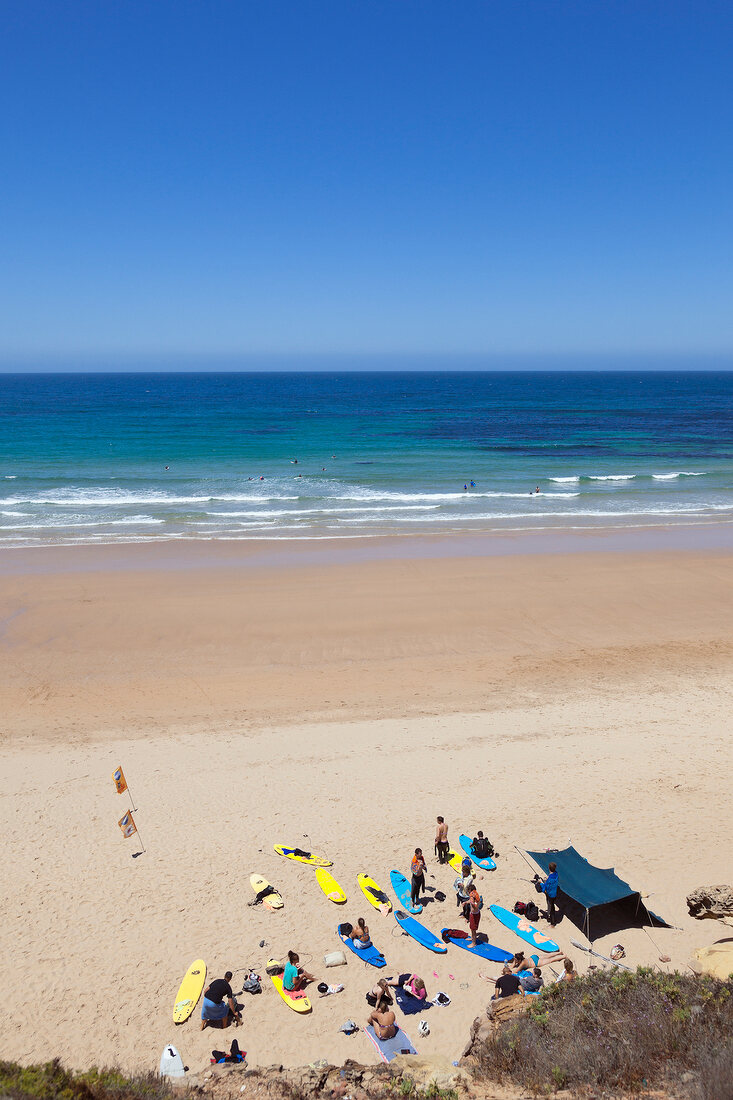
[[470, 480, 475, 488], [463, 484, 468, 491]]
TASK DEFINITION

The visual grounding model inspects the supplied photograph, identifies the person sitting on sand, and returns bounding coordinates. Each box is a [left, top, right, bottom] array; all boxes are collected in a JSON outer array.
[[470, 831, 491, 859], [366, 978, 393, 1008], [387, 973, 427, 1001], [556, 957, 576, 982], [492, 965, 522, 1000], [367, 1003, 398, 1040], [519, 966, 544, 993], [200, 971, 241, 1030], [283, 951, 315, 991], [411, 848, 427, 907], [351, 917, 372, 949]]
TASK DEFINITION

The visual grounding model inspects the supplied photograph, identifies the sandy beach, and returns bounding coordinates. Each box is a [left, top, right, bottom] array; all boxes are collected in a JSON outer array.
[[1, 538, 732, 1074]]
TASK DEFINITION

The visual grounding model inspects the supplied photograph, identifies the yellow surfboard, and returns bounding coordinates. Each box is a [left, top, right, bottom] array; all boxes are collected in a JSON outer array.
[[447, 849, 465, 872], [357, 872, 392, 914], [173, 959, 206, 1024], [250, 872, 283, 910], [274, 844, 332, 867], [271, 974, 312, 1013], [315, 867, 347, 904]]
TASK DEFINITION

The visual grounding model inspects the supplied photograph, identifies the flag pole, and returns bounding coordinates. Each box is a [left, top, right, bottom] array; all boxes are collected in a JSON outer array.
[[132, 825, 146, 858], [127, 785, 137, 813]]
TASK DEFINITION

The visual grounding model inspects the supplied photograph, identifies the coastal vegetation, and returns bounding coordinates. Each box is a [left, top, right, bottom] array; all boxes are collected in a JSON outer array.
[[472, 968, 733, 1097]]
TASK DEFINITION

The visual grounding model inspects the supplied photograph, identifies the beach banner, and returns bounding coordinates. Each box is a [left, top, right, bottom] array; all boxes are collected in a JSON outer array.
[[113, 766, 128, 794], [118, 811, 137, 839]]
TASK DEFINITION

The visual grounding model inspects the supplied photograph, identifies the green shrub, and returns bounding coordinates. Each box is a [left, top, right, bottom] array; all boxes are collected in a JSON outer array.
[[472, 968, 733, 1095]]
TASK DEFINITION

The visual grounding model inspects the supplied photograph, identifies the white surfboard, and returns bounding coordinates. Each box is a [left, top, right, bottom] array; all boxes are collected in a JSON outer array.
[[160, 1044, 186, 1079]]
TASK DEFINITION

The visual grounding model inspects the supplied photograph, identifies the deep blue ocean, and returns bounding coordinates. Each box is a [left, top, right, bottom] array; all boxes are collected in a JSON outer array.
[[1, 372, 732, 546]]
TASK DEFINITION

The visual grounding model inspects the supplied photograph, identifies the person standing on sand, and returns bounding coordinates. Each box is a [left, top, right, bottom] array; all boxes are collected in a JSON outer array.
[[435, 816, 449, 863], [467, 882, 482, 946], [410, 848, 427, 907], [200, 971, 241, 1030], [540, 861, 559, 926]]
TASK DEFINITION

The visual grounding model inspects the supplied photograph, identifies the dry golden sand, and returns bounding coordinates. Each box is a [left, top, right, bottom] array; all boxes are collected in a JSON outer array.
[[0, 541, 732, 1075]]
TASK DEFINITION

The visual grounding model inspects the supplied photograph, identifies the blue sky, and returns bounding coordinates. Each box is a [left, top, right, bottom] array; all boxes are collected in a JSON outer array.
[[1, 1, 732, 364]]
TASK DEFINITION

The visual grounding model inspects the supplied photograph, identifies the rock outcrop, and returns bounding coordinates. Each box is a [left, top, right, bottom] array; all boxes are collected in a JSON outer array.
[[686, 885, 733, 925]]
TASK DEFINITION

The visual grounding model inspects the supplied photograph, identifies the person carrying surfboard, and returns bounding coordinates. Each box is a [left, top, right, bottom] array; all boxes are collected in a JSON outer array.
[[435, 817, 449, 864]]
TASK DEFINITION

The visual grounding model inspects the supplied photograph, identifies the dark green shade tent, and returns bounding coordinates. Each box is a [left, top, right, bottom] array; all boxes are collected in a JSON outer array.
[[526, 845, 669, 940]]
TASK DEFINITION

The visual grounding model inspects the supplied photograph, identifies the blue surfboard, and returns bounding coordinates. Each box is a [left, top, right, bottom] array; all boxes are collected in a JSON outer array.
[[439, 928, 513, 962], [394, 910, 447, 953], [337, 924, 386, 968], [390, 870, 422, 914], [459, 834, 496, 871], [488, 905, 559, 953]]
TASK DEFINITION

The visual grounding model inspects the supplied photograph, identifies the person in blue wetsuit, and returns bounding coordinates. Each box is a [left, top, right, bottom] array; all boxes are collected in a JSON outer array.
[[541, 862, 559, 926]]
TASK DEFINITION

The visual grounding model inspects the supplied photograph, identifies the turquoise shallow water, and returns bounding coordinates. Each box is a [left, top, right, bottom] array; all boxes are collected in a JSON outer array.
[[1, 371, 732, 546]]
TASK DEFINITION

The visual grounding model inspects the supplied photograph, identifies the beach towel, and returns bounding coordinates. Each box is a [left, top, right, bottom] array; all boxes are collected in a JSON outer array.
[[364, 1025, 417, 1063], [394, 986, 432, 1016]]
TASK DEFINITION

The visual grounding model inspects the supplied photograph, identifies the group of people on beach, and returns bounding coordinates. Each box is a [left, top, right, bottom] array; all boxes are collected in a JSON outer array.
[[199, 816, 569, 1036]]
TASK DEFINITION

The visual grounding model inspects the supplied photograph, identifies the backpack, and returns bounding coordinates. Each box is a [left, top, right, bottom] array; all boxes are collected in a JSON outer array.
[[241, 973, 262, 995], [265, 959, 283, 976], [513, 901, 527, 915], [525, 902, 540, 922]]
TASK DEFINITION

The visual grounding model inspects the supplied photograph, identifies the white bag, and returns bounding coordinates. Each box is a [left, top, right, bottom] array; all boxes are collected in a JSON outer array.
[[324, 950, 347, 968]]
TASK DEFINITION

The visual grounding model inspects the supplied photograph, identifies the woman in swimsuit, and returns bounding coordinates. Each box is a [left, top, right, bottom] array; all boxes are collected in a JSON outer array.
[[366, 977, 393, 1007], [367, 1004, 398, 1040], [351, 917, 372, 949]]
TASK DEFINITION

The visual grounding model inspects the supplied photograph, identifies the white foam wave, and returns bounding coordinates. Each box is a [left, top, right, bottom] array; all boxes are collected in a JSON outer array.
[[1, 510, 31, 517], [549, 476, 580, 483], [651, 471, 705, 480], [0, 491, 300, 507], [587, 474, 636, 481]]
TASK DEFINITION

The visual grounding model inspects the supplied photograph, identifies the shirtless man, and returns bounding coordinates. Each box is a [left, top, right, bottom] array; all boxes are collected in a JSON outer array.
[[367, 1003, 398, 1040], [435, 815, 449, 864]]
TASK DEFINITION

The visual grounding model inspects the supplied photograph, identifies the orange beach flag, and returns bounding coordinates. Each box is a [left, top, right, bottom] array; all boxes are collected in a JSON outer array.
[[118, 811, 137, 839], [113, 767, 128, 794]]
